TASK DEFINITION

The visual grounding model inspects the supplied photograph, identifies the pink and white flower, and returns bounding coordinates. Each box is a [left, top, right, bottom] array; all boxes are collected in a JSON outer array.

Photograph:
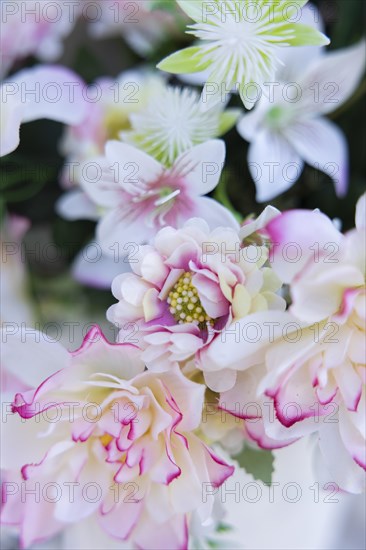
[[1, 0, 78, 78], [76, 139, 239, 253], [108, 217, 286, 392], [254, 194, 366, 492], [1, 326, 234, 549], [1, 65, 87, 157]]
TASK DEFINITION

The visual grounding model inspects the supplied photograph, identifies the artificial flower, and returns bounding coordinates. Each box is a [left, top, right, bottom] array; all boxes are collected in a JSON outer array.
[[0, 0, 78, 77], [1, 326, 234, 549], [107, 217, 286, 392], [158, 0, 330, 109], [0, 65, 87, 157], [255, 194, 365, 492], [237, 39, 366, 201], [76, 139, 239, 253], [122, 84, 241, 165]]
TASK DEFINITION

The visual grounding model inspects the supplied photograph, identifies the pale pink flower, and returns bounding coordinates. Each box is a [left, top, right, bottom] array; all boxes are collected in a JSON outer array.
[[252, 194, 366, 492], [1, 1, 78, 77], [108, 218, 286, 392], [1, 65, 87, 157], [75, 139, 239, 253], [1, 326, 233, 549]]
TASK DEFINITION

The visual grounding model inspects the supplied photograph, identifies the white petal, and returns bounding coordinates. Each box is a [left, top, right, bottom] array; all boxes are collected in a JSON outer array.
[[80, 156, 122, 208], [318, 423, 366, 493], [276, 4, 325, 81], [97, 208, 151, 254], [193, 196, 240, 230], [203, 368, 237, 392], [201, 311, 304, 371], [298, 40, 366, 116], [239, 206, 280, 241], [105, 140, 162, 186], [71, 244, 131, 289], [11, 65, 87, 125], [0, 413, 56, 471], [236, 100, 267, 142], [355, 193, 366, 231], [0, 329, 69, 388], [248, 129, 304, 202], [175, 139, 225, 195], [286, 117, 348, 197], [0, 92, 24, 157], [56, 190, 100, 221]]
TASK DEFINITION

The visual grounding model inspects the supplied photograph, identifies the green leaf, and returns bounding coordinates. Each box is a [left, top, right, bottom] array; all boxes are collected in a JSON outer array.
[[218, 109, 242, 136], [234, 445, 274, 486], [157, 46, 211, 74], [278, 23, 330, 47], [213, 172, 243, 223], [0, 196, 6, 226]]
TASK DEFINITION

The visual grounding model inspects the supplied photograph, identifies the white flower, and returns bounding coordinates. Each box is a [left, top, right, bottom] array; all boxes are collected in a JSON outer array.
[[122, 84, 241, 166], [237, 39, 366, 201], [158, 0, 330, 110], [77, 139, 239, 254]]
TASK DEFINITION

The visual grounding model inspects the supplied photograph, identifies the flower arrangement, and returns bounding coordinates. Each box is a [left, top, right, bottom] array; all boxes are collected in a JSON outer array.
[[1, 1, 365, 549]]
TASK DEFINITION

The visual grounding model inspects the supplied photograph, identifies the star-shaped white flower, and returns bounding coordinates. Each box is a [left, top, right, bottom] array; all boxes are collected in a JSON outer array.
[[237, 39, 366, 201], [158, 0, 330, 109], [122, 84, 240, 165]]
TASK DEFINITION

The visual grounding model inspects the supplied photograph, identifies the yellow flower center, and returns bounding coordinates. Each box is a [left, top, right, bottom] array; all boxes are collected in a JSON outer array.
[[104, 109, 131, 140], [167, 272, 214, 327]]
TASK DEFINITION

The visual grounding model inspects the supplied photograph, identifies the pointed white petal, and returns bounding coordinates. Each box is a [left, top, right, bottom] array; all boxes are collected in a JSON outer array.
[[298, 40, 366, 116], [286, 117, 348, 196], [355, 193, 366, 231], [72, 244, 131, 289], [0, 329, 69, 388], [97, 208, 151, 254], [0, 92, 24, 157], [12, 65, 87, 124], [248, 128, 304, 202], [193, 196, 240, 230], [175, 139, 226, 195], [56, 190, 100, 221], [105, 140, 163, 185]]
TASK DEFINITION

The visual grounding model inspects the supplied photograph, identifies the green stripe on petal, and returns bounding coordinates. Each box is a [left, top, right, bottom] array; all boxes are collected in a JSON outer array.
[[157, 46, 212, 74], [277, 23, 330, 46]]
